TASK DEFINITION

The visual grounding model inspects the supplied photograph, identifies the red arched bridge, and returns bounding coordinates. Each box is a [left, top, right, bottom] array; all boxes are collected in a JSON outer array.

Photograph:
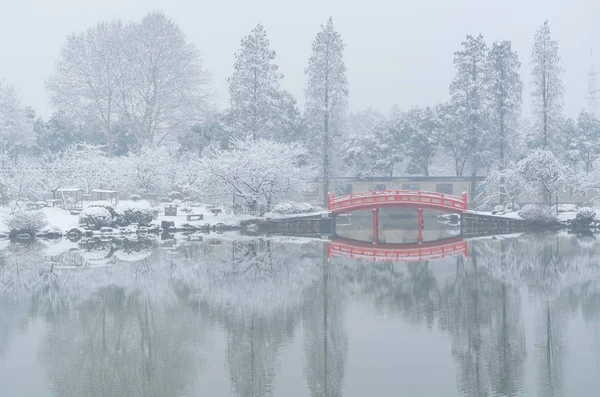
[[327, 190, 468, 213], [328, 190, 468, 245], [327, 236, 468, 263]]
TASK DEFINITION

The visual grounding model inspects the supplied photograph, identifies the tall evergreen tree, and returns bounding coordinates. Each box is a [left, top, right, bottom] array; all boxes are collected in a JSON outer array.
[[530, 20, 563, 149], [486, 41, 522, 168], [305, 17, 348, 205], [449, 34, 489, 176], [227, 24, 284, 140]]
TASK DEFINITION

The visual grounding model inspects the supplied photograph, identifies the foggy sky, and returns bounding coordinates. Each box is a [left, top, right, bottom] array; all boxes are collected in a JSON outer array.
[[0, 0, 598, 120]]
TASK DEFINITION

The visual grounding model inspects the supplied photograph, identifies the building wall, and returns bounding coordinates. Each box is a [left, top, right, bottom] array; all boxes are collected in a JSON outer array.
[[299, 177, 479, 203]]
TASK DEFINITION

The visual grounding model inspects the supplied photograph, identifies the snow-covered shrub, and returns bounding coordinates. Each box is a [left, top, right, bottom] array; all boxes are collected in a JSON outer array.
[[492, 205, 506, 215], [7, 210, 48, 235], [551, 203, 577, 214], [117, 202, 159, 226], [79, 207, 113, 229], [505, 202, 520, 212], [518, 204, 557, 224], [88, 203, 118, 220], [269, 201, 322, 215], [576, 207, 596, 224], [130, 194, 141, 202]]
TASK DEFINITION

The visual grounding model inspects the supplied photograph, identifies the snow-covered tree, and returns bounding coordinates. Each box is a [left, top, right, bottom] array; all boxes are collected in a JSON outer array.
[[557, 117, 580, 172], [67, 144, 108, 194], [35, 149, 75, 199], [343, 108, 393, 177], [47, 13, 211, 154], [227, 24, 284, 140], [46, 20, 122, 156], [343, 134, 372, 178], [178, 123, 214, 159], [200, 138, 315, 213], [305, 17, 348, 205], [275, 90, 307, 143], [347, 108, 386, 137], [530, 20, 563, 149], [2, 160, 41, 203], [343, 122, 400, 177], [449, 34, 490, 175], [436, 102, 470, 176], [394, 106, 438, 176], [486, 41, 522, 167], [484, 165, 534, 208], [0, 80, 34, 166], [158, 144, 189, 194], [126, 145, 170, 195], [118, 12, 211, 148], [34, 113, 83, 154], [516, 149, 568, 204], [580, 158, 600, 200], [576, 111, 600, 173], [102, 156, 130, 197]]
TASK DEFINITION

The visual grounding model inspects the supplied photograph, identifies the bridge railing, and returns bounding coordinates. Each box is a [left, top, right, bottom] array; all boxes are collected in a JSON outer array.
[[327, 238, 468, 262], [328, 190, 468, 211]]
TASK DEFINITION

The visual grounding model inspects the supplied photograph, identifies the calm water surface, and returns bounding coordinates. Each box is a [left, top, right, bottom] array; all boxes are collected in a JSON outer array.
[[1, 229, 600, 396]]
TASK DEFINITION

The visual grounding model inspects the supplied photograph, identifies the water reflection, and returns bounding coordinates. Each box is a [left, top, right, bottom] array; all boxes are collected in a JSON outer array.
[[38, 287, 207, 397], [303, 246, 348, 397], [335, 207, 460, 244], [0, 232, 600, 396]]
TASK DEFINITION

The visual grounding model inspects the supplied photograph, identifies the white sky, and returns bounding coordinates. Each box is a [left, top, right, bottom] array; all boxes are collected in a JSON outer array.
[[0, 0, 598, 120]]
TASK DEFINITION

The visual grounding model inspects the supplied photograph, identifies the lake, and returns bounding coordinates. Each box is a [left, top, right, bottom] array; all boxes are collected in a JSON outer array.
[[1, 230, 599, 396]]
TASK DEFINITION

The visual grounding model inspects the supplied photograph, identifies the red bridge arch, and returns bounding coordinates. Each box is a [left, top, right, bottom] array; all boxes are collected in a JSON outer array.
[[327, 236, 468, 263], [327, 190, 468, 214]]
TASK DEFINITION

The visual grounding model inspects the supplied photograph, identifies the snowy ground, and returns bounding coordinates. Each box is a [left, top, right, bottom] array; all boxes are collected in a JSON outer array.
[[471, 208, 600, 222], [156, 205, 258, 228], [264, 210, 329, 219], [0, 200, 263, 235], [466, 210, 523, 219]]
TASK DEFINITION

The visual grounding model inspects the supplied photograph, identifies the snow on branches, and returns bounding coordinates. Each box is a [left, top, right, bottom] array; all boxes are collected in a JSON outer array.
[[0, 80, 34, 164], [484, 149, 573, 206], [199, 138, 315, 213]]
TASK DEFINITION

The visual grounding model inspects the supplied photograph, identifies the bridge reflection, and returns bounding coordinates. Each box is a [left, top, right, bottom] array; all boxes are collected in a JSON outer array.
[[327, 236, 468, 262]]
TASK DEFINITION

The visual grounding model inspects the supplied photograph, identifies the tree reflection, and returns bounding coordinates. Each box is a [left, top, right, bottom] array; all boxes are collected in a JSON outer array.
[[179, 239, 322, 397], [535, 300, 567, 397], [303, 246, 348, 397], [221, 305, 298, 397], [0, 299, 29, 358], [38, 286, 207, 397], [3, 232, 600, 396], [335, 240, 527, 397]]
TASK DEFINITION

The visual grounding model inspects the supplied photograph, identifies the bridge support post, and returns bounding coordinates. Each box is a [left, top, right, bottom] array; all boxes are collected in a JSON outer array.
[[417, 207, 423, 244], [372, 208, 379, 244]]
